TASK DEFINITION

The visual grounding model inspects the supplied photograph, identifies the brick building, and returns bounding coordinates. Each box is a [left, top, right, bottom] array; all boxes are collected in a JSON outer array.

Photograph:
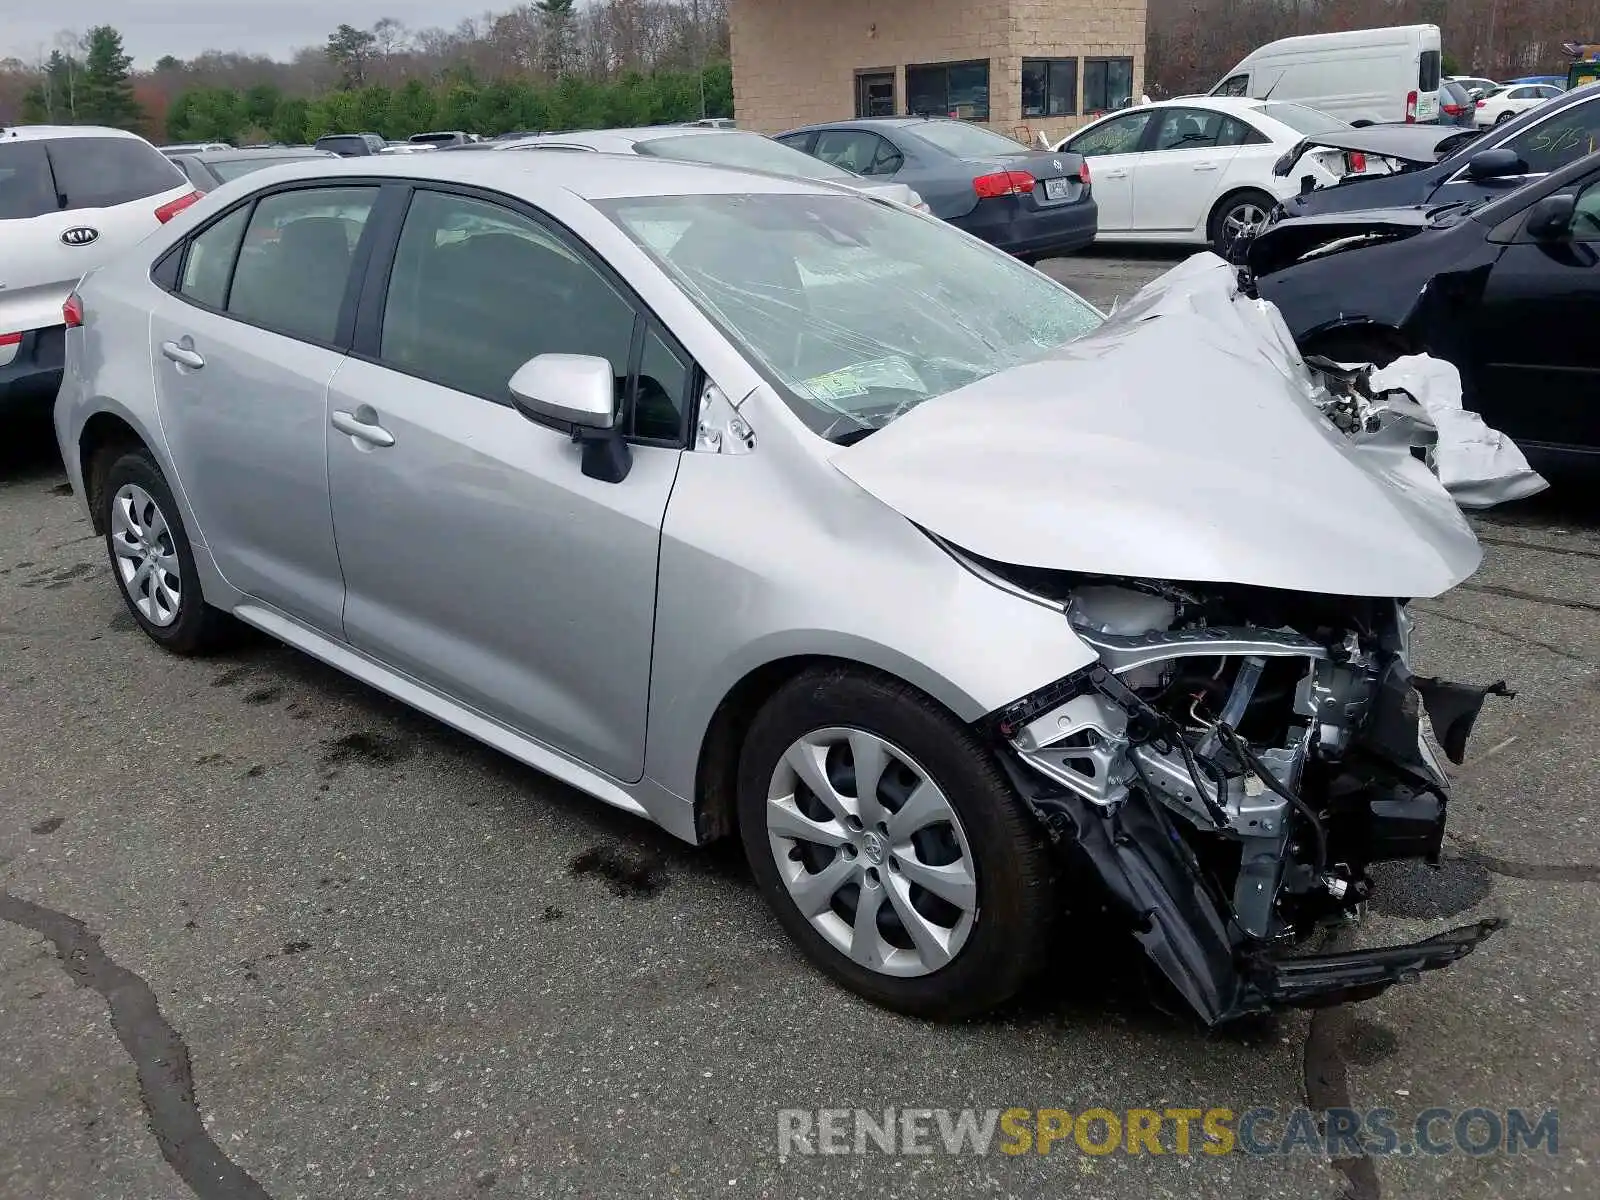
[[729, 0, 1149, 144]]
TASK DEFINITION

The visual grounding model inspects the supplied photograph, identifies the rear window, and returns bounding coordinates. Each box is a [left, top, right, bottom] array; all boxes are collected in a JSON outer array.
[[634, 132, 857, 182], [0, 142, 57, 220], [49, 138, 186, 211], [210, 155, 323, 183], [1257, 103, 1350, 135], [1419, 50, 1442, 92], [907, 121, 1028, 158]]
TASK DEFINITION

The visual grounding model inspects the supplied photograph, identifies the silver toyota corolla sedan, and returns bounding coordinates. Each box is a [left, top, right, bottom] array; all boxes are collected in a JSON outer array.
[[56, 153, 1507, 1024]]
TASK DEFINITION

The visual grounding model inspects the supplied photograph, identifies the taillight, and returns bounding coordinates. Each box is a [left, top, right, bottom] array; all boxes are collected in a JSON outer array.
[[0, 332, 21, 347], [973, 170, 1034, 199], [1476, 99, 1487, 107], [1078, 160, 1091, 185], [1348, 152, 1367, 173], [1405, 90, 1419, 122], [154, 190, 203, 223], [1443, 103, 1462, 116], [63, 294, 84, 328]]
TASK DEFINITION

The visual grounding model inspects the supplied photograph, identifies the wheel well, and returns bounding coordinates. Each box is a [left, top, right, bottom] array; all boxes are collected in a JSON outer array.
[[692, 655, 968, 844], [1300, 323, 1414, 366], [78, 413, 147, 535]]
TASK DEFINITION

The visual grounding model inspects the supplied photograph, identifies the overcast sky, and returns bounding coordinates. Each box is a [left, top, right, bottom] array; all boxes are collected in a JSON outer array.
[[2, 2, 487, 67]]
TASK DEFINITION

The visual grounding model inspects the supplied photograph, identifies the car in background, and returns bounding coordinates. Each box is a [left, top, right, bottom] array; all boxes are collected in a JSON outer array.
[[1437, 80, 1478, 127], [378, 142, 436, 155], [171, 146, 337, 192], [1049, 97, 1372, 253], [1, 125, 199, 417], [409, 131, 477, 148], [777, 116, 1095, 258], [1246, 149, 1600, 472], [1475, 82, 1563, 126], [1447, 75, 1500, 99], [1277, 81, 1600, 219], [55, 151, 1501, 1026], [1504, 76, 1568, 90], [1209, 24, 1442, 125], [495, 126, 929, 213], [312, 133, 387, 157], [685, 118, 737, 130], [161, 142, 232, 157]]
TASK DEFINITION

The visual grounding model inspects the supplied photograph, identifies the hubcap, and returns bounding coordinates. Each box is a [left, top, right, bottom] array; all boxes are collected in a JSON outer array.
[[110, 483, 182, 627], [765, 727, 977, 977], [1223, 202, 1267, 240]]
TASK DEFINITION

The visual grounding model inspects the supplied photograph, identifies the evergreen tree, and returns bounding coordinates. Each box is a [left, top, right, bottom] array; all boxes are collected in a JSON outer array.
[[79, 26, 142, 128]]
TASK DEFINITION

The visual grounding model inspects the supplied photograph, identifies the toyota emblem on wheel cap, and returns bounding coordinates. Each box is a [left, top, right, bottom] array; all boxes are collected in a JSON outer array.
[[61, 226, 99, 247]]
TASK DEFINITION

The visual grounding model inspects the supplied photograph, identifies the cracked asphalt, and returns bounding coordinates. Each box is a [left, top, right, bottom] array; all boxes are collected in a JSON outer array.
[[3, 250, 1598, 1200]]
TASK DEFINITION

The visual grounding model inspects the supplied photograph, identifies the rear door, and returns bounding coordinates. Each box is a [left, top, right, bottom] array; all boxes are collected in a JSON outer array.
[[1061, 110, 1155, 232], [1472, 172, 1600, 453], [150, 183, 382, 633], [1130, 107, 1243, 234], [0, 136, 191, 337]]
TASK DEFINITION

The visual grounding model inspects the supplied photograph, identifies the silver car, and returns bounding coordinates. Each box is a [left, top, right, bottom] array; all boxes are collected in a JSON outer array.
[[57, 154, 1504, 1024]]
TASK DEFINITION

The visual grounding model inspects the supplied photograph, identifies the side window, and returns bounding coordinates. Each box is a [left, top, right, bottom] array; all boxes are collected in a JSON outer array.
[[1153, 108, 1224, 151], [633, 327, 691, 441], [227, 186, 377, 344], [179, 204, 251, 309], [774, 132, 814, 153], [1066, 111, 1152, 157], [1504, 108, 1600, 175], [1218, 116, 1267, 147], [378, 190, 639, 415], [1215, 73, 1250, 98], [814, 130, 891, 175], [1572, 179, 1600, 242]]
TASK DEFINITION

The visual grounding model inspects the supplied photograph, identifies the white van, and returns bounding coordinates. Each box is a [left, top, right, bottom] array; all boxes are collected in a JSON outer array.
[[1210, 25, 1442, 126]]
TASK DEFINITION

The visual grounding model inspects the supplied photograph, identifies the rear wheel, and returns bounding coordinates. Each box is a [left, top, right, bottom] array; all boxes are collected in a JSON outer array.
[[736, 667, 1057, 1019], [101, 449, 233, 655], [1494, 110, 1515, 125], [1210, 189, 1275, 257]]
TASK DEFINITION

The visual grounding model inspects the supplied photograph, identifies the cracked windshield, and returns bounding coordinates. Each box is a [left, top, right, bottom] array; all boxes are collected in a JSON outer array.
[[600, 193, 1102, 440]]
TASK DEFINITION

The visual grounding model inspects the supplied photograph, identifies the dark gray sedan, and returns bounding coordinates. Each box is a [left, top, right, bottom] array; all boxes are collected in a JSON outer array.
[[776, 117, 1096, 258], [170, 146, 336, 192]]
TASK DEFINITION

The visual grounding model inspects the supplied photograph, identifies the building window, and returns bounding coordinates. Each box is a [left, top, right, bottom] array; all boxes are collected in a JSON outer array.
[[1083, 57, 1135, 114], [1022, 58, 1078, 118], [907, 60, 990, 121]]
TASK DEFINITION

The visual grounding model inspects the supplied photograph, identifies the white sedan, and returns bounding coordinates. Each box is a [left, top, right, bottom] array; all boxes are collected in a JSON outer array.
[[1474, 83, 1563, 127], [1052, 97, 1368, 253]]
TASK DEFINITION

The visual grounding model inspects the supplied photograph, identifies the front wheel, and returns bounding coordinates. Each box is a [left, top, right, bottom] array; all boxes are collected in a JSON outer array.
[[737, 667, 1057, 1019]]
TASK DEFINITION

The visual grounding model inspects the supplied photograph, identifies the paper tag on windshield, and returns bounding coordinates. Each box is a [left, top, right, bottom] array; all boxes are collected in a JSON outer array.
[[803, 356, 926, 402]]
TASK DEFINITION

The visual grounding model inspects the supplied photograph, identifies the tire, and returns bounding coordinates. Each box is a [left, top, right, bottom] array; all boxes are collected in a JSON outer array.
[[101, 448, 233, 655], [737, 666, 1057, 1019], [1494, 110, 1514, 125], [1209, 189, 1276, 257]]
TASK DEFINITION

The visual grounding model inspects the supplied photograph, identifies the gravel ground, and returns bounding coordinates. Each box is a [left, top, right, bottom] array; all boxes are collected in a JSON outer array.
[[2, 250, 1596, 1200]]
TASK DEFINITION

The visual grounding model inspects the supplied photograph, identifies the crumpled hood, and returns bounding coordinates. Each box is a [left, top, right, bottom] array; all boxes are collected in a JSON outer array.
[[832, 254, 1483, 599]]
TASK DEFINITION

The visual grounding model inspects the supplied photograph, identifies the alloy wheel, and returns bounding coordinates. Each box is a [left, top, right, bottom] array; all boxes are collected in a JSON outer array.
[[1222, 201, 1268, 241], [765, 726, 977, 977], [110, 483, 182, 627]]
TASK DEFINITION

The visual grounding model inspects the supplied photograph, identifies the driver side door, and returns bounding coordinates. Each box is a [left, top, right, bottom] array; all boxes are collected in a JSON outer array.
[[1130, 107, 1243, 234], [325, 186, 694, 782]]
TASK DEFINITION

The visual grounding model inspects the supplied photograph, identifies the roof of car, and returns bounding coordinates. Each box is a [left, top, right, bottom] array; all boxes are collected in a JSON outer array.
[[512, 126, 746, 146], [201, 149, 839, 203], [2, 124, 146, 142]]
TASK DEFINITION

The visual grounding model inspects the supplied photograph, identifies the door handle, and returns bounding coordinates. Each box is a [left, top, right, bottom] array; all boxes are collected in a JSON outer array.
[[1103, 170, 1128, 179], [160, 340, 205, 370], [331, 409, 396, 448], [1193, 163, 1220, 172]]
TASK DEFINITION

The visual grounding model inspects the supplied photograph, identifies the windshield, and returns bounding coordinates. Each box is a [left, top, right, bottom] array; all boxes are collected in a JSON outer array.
[[1257, 103, 1350, 135], [210, 155, 323, 182], [907, 120, 1027, 158], [634, 132, 857, 183], [598, 193, 1102, 441]]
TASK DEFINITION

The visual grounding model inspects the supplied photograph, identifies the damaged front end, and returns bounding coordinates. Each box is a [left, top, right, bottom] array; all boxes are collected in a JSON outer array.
[[988, 577, 1507, 1023]]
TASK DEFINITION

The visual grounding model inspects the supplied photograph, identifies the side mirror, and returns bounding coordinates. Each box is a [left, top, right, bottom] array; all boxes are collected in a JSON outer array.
[[1524, 193, 1576, 240], [509, 353, 632, 483], [1465, 147, 1525, 179]]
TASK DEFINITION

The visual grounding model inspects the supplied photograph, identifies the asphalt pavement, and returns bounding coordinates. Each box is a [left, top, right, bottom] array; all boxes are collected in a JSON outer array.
[[2, 250, 1597, 1200]]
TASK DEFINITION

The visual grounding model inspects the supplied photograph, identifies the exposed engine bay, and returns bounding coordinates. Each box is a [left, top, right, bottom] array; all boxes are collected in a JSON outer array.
[[988, 571, 1510, 1024]]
